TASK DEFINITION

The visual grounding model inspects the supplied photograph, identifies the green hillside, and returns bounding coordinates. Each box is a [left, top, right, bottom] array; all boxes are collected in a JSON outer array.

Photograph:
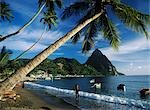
[[0, 58, 102, 79]]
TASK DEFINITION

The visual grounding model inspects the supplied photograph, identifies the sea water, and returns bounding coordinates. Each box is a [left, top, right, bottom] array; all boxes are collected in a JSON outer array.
[[25, 75, 150, 110]]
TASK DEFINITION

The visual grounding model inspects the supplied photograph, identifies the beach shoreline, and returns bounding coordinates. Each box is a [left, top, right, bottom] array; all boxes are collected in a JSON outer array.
[[0, 87, 79, 110]]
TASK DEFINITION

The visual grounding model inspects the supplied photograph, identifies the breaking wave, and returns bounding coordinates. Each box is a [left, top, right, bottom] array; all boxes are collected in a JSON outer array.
[[25, 82, 150, 109]]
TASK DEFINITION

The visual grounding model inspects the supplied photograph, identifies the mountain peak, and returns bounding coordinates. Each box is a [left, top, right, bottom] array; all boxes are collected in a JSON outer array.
[[91, 48, 103, 58], [93, 49, 102, 54], [86, 49, 118, 75]]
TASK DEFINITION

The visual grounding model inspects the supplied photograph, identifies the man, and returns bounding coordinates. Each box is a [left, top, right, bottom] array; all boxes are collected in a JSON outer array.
[[74, 84, 80, 99]]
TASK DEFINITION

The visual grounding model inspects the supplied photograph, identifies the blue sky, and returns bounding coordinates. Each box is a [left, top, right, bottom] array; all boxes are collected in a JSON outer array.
[[0, 0, 150, 75]]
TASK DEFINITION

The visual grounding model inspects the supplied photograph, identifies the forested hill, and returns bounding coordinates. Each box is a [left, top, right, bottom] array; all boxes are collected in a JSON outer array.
[[86, 49, 120, 75], [0, 58, 101, 78], [0, 51, 123, 79]]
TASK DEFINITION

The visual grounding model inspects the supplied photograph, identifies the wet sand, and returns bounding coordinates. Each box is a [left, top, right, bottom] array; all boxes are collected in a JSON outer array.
[[0, 87, 79, 110]]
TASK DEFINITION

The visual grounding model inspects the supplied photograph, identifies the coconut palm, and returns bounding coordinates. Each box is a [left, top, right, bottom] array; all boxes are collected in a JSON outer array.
[[13, 9, 58, 61], [0, 46, 12, 66], [0, 46, 12, 79], [0, 1, 13, 22], [0, 0, 62, 42], [0, 0, 149, 96], [0, 46, 12, 77], [62, 0, 150, 52], [40, 9, 58, 29]]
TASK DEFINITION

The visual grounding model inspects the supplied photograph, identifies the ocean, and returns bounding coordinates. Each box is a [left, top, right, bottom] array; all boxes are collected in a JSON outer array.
[[25, 75, 150, 110]]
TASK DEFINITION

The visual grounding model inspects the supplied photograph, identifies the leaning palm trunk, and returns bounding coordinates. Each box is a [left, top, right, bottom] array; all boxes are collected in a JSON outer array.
[[0, 11, 103, 96], [0, 3, 46, 42]]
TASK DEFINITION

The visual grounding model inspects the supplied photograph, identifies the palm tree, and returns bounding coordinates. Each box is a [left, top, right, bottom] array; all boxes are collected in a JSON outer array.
[[0, 1, 13, 22], [13, 10, 58, 61], [0, 46, 12, 78], [0, 0, 62, 42], [0, 0, 149, 96], [61, 0, 150, 52], [0, 46, 12, 66]]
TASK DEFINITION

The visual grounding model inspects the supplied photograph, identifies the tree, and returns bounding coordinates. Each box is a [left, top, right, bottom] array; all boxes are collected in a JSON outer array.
[[0, 46, 12, 67], [0, 0, 149, 97], [0, 46, 12, 79], [0, 1, 13, 22], [0, 0, 62, 42], [61, 0, 150, 52]]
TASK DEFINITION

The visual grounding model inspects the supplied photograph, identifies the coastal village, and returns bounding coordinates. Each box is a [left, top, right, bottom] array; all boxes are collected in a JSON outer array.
[[29, 70, 84, 80], [0, 0, 149, 110]]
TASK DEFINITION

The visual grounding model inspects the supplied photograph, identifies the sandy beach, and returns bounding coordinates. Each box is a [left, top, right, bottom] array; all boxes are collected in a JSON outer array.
[[0, 87, 79, 110]]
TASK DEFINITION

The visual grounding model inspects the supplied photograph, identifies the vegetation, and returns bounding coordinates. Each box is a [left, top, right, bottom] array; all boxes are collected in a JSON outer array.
[[53, 58, 99, 75], [0, 1, 13, 22], [0, 0, 62, 41], [62, 0, 150, 53], [0, 0, 149, 95], [0, 58, 102, 80], [0, 46, 13, 79]]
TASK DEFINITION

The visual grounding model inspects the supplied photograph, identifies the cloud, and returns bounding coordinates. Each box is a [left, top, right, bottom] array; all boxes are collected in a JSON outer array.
[[98, 36, 150, 75], [18, 28, 63, 43], [0, 26, 64, 52], [1, 0, 150, 75], [100, 37, 150, 62], [76, 35, 150, 75], [0, 39, 47, 52], [117, 63, 150, 75]]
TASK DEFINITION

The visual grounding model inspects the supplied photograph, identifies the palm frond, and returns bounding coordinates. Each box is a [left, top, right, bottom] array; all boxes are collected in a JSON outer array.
[[48, 1, 55, 12], [0, 2, 13, 22], [82, 39, 93, 53], [38, 0, 44, 7], [82, 21, 97, 53], [100, 13, 120, 49], [0, 46, 12, 66], [71, 32, 81, 44], [0, 53, 9, 65], [55, 0, 62, 8], [61, 1, 90, 20], [113, 3, 150, 38], [38, 0, 62, 11], [39, 0, 54, 8], [110, 0, 121, 3], [78, 8, 95, 24], [1, 46, 6, 53], [40, 9, 57, 29]]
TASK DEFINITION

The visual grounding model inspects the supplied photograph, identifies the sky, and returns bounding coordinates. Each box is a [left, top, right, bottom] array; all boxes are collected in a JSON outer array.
[[0, 0, 150, 75]]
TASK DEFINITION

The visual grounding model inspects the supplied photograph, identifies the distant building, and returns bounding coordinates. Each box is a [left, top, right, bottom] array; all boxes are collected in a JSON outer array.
[[57, 63, 64, 70]]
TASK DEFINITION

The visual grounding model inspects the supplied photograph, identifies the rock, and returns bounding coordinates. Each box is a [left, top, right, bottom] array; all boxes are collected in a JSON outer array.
[[85, 49, 122, 75], [139, 88, 150, 97], [117, 84, 126, 91], [91, 83, 102, 89]]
